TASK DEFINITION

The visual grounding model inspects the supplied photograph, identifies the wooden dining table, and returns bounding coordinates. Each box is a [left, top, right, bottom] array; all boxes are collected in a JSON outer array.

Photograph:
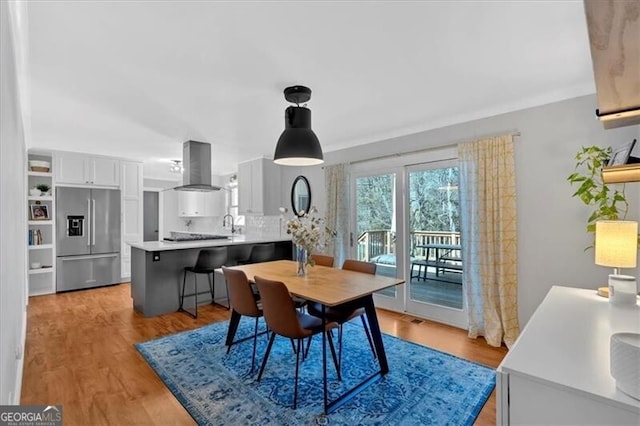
[[225, 259, 405, 413]]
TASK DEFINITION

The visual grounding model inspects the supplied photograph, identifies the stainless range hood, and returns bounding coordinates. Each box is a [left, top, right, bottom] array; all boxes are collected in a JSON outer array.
[[174, 140, 222, 191]]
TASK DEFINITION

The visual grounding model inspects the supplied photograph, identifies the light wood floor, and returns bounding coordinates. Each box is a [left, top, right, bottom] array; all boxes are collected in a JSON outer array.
[[21, 283, 507, 425]]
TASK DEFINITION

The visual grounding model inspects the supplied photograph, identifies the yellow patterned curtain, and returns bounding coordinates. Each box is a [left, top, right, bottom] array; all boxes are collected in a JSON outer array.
[[324, 164, 350, 267], [458, 134, 520, 348]]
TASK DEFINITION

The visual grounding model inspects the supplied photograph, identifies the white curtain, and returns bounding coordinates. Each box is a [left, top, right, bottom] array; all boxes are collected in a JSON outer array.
[[324, 164, 350, 266], [458, 134, 520, 348]]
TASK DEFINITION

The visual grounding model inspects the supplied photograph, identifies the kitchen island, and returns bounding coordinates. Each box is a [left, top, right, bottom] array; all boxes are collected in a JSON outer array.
[[129, 235, 292, 317]]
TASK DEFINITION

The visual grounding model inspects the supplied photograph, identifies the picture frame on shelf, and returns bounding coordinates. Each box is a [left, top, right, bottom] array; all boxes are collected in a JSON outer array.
[[608, 139, 637, 167], [30, 204, 49, 220]]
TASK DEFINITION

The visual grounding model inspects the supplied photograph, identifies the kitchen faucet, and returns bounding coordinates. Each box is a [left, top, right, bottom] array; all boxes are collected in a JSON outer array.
[[222, 214, 236, 234]]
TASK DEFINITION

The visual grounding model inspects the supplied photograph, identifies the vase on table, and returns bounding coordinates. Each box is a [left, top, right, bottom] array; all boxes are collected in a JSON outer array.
[[296, 245, 307, 276]]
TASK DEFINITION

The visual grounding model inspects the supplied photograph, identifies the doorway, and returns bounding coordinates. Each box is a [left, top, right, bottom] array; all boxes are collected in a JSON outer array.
[[405, 160, 466, 328], [349, 147, 467, 328], [352, 170, 405, 311], [143, 191, 159, 242]]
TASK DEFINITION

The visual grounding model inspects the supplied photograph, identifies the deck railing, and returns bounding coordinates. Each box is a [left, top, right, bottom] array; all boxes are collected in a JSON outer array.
[[357, 230, 460, 261], [410, 231, 460, 259], [357, 230, 394, 261]]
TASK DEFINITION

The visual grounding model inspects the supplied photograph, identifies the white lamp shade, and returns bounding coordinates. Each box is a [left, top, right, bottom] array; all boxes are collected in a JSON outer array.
[[595, 221, 638, 268]]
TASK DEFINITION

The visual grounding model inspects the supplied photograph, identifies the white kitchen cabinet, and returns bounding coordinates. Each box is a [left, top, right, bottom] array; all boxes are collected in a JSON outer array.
[[497, 286, 640, 425], [27, 151, 56, 296], [238, 158, 281, 215], [208, 175, 225, 217], [54, 152, 120, 187], [120, 161, 143, 279]]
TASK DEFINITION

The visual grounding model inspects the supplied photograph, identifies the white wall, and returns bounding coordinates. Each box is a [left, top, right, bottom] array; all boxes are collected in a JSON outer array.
[[279, 166, 326, 218], [317, 95, 639, 327], [0, 0, 28, 404]]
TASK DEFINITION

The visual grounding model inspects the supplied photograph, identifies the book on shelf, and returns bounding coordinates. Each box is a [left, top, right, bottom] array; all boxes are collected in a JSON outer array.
[[28, 229, 43, 245]]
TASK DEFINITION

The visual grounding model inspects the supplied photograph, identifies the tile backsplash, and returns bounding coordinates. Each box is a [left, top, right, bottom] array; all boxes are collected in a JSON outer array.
[[245, 215, 282, 236], [171, 215, 284, 237]]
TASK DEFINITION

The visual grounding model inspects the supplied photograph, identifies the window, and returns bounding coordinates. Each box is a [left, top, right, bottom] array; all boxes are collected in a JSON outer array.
[[227, 182, 244, 226]]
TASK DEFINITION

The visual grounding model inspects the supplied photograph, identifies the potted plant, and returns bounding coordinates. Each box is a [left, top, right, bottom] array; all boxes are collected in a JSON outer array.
[[567, 145, 629, 242], [36, 184, 51, 196]]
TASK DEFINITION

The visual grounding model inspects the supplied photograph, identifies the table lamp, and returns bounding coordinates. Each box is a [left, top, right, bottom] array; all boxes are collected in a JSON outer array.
[[595, 220, 638, 306]]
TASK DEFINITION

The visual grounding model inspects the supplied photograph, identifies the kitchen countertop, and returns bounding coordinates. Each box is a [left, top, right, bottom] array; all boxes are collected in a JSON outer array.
[[129, 234, 291, 252]]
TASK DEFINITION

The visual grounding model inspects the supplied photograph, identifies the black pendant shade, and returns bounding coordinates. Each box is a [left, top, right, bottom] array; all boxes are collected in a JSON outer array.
[[273, 86, 324, 166]]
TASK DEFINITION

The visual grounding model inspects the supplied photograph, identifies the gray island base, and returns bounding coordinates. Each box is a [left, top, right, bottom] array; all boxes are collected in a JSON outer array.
[[130, 236, 292, 317]]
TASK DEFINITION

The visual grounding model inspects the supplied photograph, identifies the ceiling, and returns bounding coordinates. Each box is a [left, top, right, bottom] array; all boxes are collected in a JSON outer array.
[[22, 1, 596, 179]]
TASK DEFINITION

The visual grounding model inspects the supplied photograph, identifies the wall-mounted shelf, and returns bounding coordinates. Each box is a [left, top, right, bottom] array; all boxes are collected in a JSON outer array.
[[28, 244, 53, 250], [585, 0, 640, 129], [27, 171, 52, 178], [28, 220, 53, 226], [28, 195, 53, 201], [602, 164, 640, 184], [28, 268, 54, 275]]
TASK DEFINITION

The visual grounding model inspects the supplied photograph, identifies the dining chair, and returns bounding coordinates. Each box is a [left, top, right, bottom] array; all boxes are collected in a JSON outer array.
[[310, 253, 334, 267], [254, 275, 341, 409], [306, 259, 377, 372], [222, 267, 265, 374], [180, 247, 228, 318]]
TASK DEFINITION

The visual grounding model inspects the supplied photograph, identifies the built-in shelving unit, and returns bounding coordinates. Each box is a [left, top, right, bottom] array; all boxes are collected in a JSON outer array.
[[27, 151, 56, 296]]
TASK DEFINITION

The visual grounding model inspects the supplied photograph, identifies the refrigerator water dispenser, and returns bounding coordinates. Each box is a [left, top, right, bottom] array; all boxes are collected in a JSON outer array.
[[67, 215, 84, 237]]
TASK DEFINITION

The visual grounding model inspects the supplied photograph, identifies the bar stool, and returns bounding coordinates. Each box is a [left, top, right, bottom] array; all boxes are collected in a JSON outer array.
[[180, 247, 228, 318], [237, 243, 276, 265]]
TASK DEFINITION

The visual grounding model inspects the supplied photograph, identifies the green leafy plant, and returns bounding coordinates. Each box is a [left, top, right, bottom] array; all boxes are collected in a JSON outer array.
[[567, 146, 628, 236], [36, 183, 51, 193]]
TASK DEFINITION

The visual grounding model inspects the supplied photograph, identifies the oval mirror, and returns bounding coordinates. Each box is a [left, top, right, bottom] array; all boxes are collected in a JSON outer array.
[[291, 176, 311, 217]]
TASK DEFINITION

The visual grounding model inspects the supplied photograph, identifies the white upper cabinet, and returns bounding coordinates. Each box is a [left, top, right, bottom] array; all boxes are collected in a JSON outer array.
[[91, 157, 120, 186], [54, 152, 120, 187], [238, 158, 281, 215], [238, 161, 253, 214]]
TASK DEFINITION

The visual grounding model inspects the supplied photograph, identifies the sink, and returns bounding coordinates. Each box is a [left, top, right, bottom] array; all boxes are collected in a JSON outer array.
[[610, 332, 640, 400]]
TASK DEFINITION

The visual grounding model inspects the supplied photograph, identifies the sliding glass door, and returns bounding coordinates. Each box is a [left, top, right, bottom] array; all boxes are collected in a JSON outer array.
[[405, 160, 466, 328], [352, 170, 404, 311], [349, 147, 467, 328]]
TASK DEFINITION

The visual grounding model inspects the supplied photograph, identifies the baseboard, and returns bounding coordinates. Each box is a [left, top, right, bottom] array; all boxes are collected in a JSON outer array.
[[13, 309, 27, 404]]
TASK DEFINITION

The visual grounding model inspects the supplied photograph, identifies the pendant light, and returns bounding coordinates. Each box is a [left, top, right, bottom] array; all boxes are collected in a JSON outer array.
[[169, 160, 183, 173], [273, 85, 324, 166]]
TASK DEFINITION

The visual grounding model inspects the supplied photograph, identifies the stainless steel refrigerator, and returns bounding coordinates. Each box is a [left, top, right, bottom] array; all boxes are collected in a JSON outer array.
[[56, 187, 121, 292]]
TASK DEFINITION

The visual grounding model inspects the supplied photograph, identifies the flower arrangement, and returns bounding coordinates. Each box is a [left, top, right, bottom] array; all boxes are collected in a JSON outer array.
[[280, 206, 333, 267]]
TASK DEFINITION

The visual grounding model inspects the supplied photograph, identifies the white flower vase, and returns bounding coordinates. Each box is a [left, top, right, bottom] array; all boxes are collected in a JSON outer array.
[[30, 188, 41, 196], [296, 246, 308, 276]]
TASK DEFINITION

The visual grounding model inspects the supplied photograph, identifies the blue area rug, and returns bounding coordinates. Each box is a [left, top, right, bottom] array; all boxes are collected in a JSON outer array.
[[135, 318, 495, 425]]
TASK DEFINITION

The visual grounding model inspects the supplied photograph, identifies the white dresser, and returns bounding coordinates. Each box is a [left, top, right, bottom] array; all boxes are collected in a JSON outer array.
[[497, 286, 640, 424]]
